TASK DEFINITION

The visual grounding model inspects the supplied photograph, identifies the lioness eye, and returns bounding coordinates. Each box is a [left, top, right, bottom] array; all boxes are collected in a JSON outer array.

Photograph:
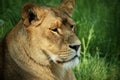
[[52, 28, 57, 32], [70, 25, 74, 29], [51, 28, 58, 32], [70, 25, 75, 31], [70, 25, 76, 33]]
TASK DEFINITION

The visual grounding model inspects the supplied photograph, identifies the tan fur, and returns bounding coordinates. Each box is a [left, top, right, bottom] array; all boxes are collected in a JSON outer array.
[[0, 0, 81, 80]]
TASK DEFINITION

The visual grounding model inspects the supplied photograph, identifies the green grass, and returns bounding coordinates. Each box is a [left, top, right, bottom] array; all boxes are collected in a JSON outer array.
[[74, 26, 120, 80], [73, 0, 120, 79], [0, 0, 120, 80]]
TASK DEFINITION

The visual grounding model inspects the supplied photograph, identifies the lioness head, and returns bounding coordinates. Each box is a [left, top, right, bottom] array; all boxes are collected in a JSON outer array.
[[7, 0, 81, 69]]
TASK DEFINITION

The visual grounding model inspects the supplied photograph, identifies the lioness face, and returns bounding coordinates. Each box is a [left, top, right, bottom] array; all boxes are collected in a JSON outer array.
[[22, 1, 81, 68]]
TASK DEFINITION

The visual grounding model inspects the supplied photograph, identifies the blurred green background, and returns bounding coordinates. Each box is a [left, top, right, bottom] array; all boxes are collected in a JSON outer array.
[[0, 0, 120, 80]]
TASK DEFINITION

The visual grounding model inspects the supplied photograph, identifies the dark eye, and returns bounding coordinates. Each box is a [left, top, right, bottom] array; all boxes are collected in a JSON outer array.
[[70, 25, 74, 29], [51, 28, 58, 32], [52, 28, 58, 32], [70, 25, 75, 31]]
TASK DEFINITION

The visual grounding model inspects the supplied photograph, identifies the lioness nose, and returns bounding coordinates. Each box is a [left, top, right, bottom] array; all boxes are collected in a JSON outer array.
[[69, 45, 80, 52]]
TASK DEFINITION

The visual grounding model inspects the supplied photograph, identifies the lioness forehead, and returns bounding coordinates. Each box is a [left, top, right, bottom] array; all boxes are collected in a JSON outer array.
[[45, 7, 75, 25]]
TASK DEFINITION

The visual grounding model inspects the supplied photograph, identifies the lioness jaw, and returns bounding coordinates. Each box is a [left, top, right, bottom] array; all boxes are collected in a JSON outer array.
[[0, 0, 81, 80]]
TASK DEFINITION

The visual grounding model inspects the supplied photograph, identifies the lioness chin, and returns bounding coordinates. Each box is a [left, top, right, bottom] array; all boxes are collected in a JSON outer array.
[[0, 0, 81, 80]]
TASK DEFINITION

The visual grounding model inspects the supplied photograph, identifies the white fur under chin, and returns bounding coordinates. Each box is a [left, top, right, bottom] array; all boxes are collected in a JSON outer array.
[[63, 57, 79, 69], [46, 50, 80, 69]]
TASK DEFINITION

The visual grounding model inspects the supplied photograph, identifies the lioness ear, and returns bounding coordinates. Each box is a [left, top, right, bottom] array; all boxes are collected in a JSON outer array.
[[59, 0, 75, 16], [22, 3, 44, 26]]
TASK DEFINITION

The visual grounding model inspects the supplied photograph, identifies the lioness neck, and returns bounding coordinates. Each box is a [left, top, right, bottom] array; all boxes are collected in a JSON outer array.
[[4, 53, 67, 80]]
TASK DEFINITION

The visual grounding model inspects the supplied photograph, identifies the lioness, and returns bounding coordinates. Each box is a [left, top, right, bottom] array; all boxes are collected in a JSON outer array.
[[0, 0, 81, 80]]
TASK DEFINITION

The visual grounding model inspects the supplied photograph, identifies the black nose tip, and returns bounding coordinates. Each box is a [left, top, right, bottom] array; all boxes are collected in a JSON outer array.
[[69, 45, 80, 52]]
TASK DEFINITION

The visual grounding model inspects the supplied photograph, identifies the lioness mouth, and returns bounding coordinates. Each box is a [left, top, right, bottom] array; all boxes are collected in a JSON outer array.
[[57, 55, 79, 64]]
